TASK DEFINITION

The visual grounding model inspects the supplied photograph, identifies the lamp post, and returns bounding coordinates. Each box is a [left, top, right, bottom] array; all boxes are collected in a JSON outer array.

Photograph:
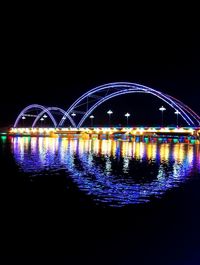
[[159, 106, 166, 127], [22, 116, 26, 127], [40, 117, 44, 127], [71, 112, 76, 119], [89, 115, 94, 127], [174, 110, 180, 127], [107, 110, 113, 127], [43, 114, 47, 127], [125, 112, 130, 127], [61, 116, 66, 128], [71, 113, 76, 127]]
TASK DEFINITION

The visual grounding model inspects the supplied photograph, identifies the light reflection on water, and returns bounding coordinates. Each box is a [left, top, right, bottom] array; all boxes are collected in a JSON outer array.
[[11, 137, 200, 207]]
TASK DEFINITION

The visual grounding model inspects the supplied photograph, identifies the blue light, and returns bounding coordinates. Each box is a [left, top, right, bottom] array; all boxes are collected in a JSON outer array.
[[58, 82, 199, 128], [13, 82, 200, 129], [11, 137, 200, 207]]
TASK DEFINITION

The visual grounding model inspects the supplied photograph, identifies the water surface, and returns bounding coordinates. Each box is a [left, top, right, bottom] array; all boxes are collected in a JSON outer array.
[[10, 137, 200, 207]]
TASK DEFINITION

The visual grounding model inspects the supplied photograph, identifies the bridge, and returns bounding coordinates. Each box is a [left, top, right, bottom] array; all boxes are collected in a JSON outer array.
[[9, 82, 200, 141]]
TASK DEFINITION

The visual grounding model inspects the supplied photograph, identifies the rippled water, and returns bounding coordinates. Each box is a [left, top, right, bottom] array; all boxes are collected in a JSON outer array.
[[10, 137, 200, 207]]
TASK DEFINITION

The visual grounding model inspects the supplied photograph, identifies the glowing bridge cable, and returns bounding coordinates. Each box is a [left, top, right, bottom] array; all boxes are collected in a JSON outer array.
[[32, 107, 76, 128], [168, 95, 200, 125], [14, 104, 58, 128], [59, 82, 199, 128], [149, 88, 199, 125], [123, 84, 198, 125], [150, 90, 196, 125], [13, 83, 200, 128], [133, 86, 196, 125], [77, 89, 195, 128], [154, 91, 195, 125], [77, 92, 180, 128], [59, 83, 135, 125]]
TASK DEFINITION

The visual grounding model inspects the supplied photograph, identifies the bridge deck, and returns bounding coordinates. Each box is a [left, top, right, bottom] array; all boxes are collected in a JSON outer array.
[[7, 127, 200, 141]]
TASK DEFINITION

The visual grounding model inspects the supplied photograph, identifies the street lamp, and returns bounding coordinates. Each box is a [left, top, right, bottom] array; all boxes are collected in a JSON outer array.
[[125, 112, 130, 127], [61, 116, 66, 127], [89, 115, 94, 127], [43, 114, 47, 127], [159, 106, 166, 127], [40, 117, 44, 127], [22, 116, 26, 127], [71, 113, 76, 126], [107, 110, 113, 127], [174, 110, 180, 127]]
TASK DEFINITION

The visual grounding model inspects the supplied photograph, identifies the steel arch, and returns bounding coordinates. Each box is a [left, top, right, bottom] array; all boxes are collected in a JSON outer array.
[[32, 107, 76, 128], [60, 82, 200, 128], [14, 104, 57, 128], [77, 90, 191, 128]]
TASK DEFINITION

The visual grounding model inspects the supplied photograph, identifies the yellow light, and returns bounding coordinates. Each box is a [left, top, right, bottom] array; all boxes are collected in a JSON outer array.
[[160, 144, 170, 161], [135, 142, 145, 159], [139, 128, 144, 135], [11, 128, 17, 133], [189, 128, 194, 134], [39, 128, 44, 133]]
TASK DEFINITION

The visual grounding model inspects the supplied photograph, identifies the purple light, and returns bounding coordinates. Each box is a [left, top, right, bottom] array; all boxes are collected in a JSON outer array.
[[14, 104, 57, 128], [32, 107, 76, 128], [59, 82, 199, 128], [13, 83, 200, 129], [11, 137, 200, 207]]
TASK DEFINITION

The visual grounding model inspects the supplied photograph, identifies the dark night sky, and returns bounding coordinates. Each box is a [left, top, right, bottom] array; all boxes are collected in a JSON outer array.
[[1, 10, 200, 128], [1, 7, 200, 265]]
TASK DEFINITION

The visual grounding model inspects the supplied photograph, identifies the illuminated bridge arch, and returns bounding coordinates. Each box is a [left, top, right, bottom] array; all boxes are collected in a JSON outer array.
[[14, 104, 76, 128], [60, 82, 200, 128], [32, 107, 76, 128], [14, 104, 58, 128]]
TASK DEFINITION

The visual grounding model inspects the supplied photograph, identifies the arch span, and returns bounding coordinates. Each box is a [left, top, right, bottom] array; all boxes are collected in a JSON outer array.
[[14, 104, 58, 128], [32, 107, 76, 128], [59, 82, 200, 128]]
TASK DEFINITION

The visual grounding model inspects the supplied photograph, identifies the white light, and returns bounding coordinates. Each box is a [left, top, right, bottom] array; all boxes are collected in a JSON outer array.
[[125, 112, 130, 117], [40, 118, 44, 121], [174, 110, 180, 115], [43, 114, 48, 118], [71, 113, 76, 117], [22, 116, 26, 120], [90, 115, 94, 119], [62, 116, 66, 120], [159, 106, 166, 111], [39, 128, 44, 133], [107, 110, 113, 115]]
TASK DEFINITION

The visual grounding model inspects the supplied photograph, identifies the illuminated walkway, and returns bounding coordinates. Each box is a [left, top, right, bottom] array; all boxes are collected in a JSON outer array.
[[9, 126, 200, 142]]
